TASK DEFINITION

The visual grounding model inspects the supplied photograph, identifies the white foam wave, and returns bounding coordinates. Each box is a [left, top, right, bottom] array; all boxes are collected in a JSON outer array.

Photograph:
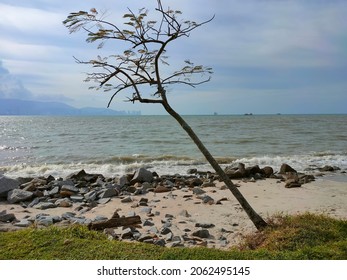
[[234, 152, 347, 172], [1, 151, 346, 179]]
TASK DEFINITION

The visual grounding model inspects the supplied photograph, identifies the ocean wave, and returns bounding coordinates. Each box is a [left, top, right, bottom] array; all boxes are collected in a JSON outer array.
[[1, 151, 346, 179], [234, 151, 347, 172], [0, 145, 31, 151]]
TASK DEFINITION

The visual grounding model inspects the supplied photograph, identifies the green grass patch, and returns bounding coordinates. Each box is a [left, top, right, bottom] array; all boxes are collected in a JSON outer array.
[[1, 213, 346, 260]]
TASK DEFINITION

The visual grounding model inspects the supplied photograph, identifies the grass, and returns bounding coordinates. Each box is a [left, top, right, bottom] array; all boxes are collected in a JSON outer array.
[[1, 213, 346, 260]]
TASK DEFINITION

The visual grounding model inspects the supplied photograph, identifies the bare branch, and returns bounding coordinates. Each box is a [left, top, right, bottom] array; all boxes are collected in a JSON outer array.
[[63, 0, 214, 106]]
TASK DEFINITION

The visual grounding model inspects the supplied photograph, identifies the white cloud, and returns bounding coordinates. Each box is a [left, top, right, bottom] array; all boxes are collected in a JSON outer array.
[[0, 3, 63, 36]]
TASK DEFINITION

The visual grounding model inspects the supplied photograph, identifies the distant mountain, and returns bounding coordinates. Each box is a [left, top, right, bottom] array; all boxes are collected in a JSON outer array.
[[0, 98, 140, 116]]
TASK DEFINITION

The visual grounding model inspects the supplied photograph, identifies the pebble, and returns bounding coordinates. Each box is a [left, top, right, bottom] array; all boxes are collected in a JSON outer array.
[[121, 196, 133, 203]]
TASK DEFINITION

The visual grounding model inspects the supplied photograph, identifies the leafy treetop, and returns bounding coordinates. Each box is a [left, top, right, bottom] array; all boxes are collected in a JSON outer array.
[[63, 0, 214, 107]]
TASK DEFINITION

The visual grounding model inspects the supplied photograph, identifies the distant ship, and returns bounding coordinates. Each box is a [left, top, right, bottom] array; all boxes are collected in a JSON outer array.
[[244, 113, 253, 116]]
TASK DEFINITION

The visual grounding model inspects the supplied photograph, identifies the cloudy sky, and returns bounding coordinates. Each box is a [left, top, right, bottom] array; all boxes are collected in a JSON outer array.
[[1, 0, 346, 115]]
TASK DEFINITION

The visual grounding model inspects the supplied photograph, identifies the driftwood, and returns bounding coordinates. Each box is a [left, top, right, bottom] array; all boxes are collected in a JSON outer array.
[[88, 211, 141, 230]]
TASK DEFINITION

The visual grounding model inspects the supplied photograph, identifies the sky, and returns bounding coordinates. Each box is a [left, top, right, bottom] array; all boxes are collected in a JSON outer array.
[[0, 0, 346, 115]]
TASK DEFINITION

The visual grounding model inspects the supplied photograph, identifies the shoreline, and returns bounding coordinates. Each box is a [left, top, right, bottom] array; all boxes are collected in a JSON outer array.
[[1, 167, 347, 250]]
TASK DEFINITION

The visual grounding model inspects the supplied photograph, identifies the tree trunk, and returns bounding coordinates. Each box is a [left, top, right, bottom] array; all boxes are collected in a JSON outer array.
[[161, 99, 267, 230]]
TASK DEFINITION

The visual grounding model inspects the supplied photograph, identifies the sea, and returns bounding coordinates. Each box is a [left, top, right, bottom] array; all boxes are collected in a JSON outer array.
[[0, 114, 346, 179]]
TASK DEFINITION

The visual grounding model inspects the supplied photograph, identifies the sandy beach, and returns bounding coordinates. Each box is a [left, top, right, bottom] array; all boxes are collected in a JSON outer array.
[[1, 174, 346, 249]]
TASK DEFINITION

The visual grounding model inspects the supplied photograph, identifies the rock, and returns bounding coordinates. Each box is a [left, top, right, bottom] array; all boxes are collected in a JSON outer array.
[[126, 185, 137, 193], [140, 207, 152, 214], [119, 175, 130, 187], [280, 164, 297, 174], [33, 202, 57, 210], [166, 241, 183, 248], [70, 217, 88, 225], [143, 219, 155, 227], [138, 234, 156, 243], [165, 214, 174, 219], [7, 189, 33, 203], [253, 173, 263, 180], [187, 178, 203, 186], [164, 232, 173, 241], [201, 181, 216, 188], [216, 197, 228, 204], [179, 209, 190, 217], [70, 195, 84, 202], [160, 227, 172, 235], [237, 163, 247, 175], [28, 197, 42, 208], [61, 185, 79, 193], [62, 212, 76, 220], [121, 228, 134, 239], [0, 211, 17, 222], [14, 219, 32, 227], [261, 166, 274, 178], [192, 229, 210, 239], [98, 188, 118, 199], [285, 179, 301, 188], [248, 165, 262, 175], [139, 197, 148, 206], [55, 198, 72, 208], [225, 169, 244, 179], [202, 195, 214, 205], [150, 226, 159, 234], [93, 216, 108, 222], [187, 168, 197, 174], [97, 198, 111, 204], [84, 190, 97, 202], [36, 214, 54, 226], [153, 239, 166, 247], [164, 180, 175, 188], [141, 182, 153, 193], [121, 196, 133, 203], [66, 170, 103, 183], [192, 187, 206, 195], [299, 174, 315, 184], [130, 168, 153, 184], [319, 165, 336, 172], [43, 186, 60, 197], [66, 170, 88, 181], [0, 176, 20, 198]]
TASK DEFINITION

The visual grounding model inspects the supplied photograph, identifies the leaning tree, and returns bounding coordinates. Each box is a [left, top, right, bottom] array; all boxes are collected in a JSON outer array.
[[63, 0, 267, 230]]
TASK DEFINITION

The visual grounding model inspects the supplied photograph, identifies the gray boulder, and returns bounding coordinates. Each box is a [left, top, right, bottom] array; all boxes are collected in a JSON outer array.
[[33, 202, 57, 210], [0, 176, 20, 198], [7, 189, 33, 203], [14, 219, 32, 227], [98, 188, 118, 199], [130, 168, 153, 184], [36, 214, 54, 226]]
